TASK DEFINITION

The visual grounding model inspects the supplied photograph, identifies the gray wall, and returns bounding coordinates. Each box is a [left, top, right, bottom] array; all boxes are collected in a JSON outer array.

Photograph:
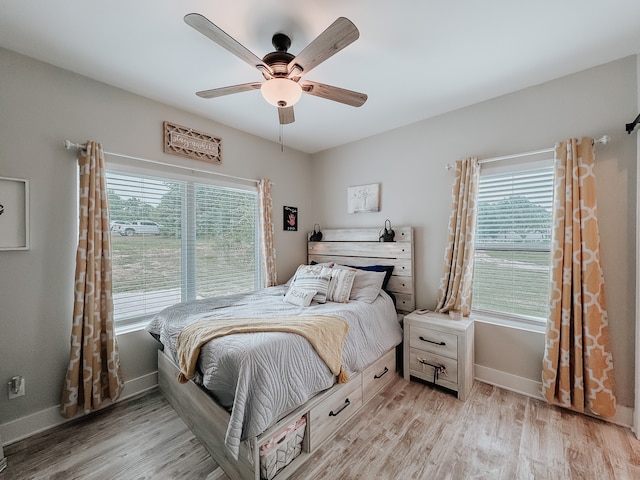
[[0, 48, 312, 429], [310, 56, 638, 408], [0, 46, 637, 440]]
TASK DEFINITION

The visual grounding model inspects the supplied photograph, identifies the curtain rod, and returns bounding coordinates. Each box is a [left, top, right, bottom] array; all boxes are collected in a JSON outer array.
[[63, 140, 258, 185], [445, 135, 610, 171]]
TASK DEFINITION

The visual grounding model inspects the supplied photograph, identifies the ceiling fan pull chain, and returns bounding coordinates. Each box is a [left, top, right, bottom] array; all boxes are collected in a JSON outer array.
[[279, 124, 284, 152]]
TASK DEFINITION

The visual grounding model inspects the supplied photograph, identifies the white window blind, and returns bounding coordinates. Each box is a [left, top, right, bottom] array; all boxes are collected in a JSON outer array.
[[472, 166, 554, 321], [106, 170, 260, 325]]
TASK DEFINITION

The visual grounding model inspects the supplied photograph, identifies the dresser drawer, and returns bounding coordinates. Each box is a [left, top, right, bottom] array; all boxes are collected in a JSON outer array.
[[308, 374, 363, 450], [409, 324, 458, 359], [408, 348, 458, 391], [362, 349, 396, 403]]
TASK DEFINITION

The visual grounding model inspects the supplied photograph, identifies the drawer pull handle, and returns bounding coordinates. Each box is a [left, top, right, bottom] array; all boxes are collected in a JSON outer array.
[[419, 336, 446, 346], [418, 359, 448, 383], [329, 398, 351, 417], [374, 366, 389, 379]]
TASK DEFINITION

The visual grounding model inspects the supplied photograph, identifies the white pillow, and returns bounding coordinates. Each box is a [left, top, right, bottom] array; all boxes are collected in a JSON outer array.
[[334, 265, 385, 303], [326, 267, 356, 303], [290, 273, 331, 303], [283, 286, 317, 307]]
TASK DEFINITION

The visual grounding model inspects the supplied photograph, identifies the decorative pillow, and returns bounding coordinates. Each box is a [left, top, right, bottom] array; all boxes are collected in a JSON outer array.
[[334, 264, 386, 303], [283, 286, 317, 307], [290, 272, 331, 303], [284, 263, 327, 286], [325, 267, 357, 303]]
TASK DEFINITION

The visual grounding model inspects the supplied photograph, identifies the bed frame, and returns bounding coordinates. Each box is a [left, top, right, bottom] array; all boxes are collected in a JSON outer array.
[[158, 227, 414, 480]]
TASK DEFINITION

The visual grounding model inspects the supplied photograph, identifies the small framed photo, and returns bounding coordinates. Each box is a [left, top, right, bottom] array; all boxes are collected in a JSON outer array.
[[283, 206, 298, 231], [0, 176, 30, 250], [347, 183, 380, 213]]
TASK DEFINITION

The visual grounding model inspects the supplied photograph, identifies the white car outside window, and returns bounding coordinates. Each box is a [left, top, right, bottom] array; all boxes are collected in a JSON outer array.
[[112, 221, 160, 236]]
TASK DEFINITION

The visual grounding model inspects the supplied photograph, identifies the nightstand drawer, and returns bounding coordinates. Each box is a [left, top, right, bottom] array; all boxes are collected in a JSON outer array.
[[409, 325, 458, 359], [408, 348, 458, 391]]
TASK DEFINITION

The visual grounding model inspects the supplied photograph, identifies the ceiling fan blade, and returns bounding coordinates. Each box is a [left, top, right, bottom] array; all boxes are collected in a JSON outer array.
[[278, 106, 295, 125], [301, 81, 367, 107], [196, 82, 262, 99], [288, 17, 359, 76], [185, 13, 272, 76]]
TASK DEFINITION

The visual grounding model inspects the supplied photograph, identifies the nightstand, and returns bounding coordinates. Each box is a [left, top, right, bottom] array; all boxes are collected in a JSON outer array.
[[403, 311, 474, 401]]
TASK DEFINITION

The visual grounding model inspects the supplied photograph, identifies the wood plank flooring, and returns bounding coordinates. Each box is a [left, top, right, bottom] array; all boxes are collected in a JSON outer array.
[[2, 377, 639, 480]]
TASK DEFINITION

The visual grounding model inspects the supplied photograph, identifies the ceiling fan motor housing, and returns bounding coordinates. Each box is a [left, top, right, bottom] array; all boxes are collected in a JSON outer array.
[[263, 51, 295, 74]]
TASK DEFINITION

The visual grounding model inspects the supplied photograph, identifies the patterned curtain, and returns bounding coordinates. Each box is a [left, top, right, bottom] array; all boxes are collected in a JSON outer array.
[[435, 157, 480, 317], [258, 178, 277, 287], [61, 141, 123, 418], [541, 137, 616, 417]]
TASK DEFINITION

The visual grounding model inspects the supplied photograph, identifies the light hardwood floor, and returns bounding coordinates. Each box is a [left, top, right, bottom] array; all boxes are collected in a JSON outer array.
[[1, 377, 639, 480]]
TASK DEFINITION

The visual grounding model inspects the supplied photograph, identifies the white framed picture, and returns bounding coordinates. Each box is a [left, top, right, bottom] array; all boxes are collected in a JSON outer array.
[[0, 177, 30, 250], [347, 183, 380, 213]]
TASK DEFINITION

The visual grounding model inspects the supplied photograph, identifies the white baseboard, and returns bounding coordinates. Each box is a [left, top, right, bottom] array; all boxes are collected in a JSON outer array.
[[474, 364, 634, 429], [0, 371, 157, 446], [475, 364, 544, 400]]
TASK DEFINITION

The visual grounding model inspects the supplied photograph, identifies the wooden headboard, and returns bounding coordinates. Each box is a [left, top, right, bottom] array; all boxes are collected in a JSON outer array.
[[307, 227, 415, 315]]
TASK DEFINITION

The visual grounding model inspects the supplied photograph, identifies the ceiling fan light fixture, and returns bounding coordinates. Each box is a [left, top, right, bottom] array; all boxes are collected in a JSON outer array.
[[260, 78, 302, 107]]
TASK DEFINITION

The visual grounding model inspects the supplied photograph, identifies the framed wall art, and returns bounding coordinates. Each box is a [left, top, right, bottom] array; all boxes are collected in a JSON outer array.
[[347, 183, 380, 213], [283, 206, 298, 231], [0, 177, 30, 250]]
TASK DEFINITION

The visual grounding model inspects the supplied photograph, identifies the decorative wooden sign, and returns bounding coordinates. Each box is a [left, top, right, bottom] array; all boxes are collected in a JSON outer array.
[[163, 121, 222, 164]]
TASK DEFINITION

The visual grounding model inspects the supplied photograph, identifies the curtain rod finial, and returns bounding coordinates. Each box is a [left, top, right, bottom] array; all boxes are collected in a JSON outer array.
[[626, 113, 640, 134], [63, 140, 86, 151]]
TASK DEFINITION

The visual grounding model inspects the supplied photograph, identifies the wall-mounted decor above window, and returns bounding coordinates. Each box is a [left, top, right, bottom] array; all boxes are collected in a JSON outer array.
[[163, 121, 222, 164], [347, 183, 380, 213], [0, 176, 29, 250]]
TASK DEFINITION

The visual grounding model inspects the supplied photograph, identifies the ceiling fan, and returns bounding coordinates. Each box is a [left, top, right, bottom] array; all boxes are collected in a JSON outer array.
[[184, 13, 368, 125]]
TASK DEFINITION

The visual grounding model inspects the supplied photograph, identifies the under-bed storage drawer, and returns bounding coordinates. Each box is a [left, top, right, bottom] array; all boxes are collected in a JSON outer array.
[[308, 373, 362, 450], [362, 349, 396, 403]]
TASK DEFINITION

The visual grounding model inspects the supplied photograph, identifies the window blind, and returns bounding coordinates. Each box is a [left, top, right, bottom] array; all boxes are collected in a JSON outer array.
[[472, 167, 554, 320], [106, 170, 259, 324]]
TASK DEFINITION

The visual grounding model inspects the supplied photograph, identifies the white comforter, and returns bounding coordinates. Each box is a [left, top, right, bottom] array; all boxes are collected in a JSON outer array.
[[146, 285, 402, 458]]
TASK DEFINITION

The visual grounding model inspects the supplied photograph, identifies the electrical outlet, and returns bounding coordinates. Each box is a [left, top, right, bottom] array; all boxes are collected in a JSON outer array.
[[8, 376, 25, 399]]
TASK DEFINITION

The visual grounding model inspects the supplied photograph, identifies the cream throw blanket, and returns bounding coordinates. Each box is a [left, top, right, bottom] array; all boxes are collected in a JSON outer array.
[[176, 315, 350, 385]]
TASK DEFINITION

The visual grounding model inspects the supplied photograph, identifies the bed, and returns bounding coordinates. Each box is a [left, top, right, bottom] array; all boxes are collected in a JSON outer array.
[[150, 227, 415, 480]]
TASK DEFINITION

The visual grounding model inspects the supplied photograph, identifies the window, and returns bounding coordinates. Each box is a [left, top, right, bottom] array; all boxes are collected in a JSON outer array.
[[472, 163, 554, 325], [106, 169, 260, 326]]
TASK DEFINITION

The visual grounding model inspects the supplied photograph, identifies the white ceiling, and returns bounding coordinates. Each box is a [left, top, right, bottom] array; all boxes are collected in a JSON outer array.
[[2, 1, 640, 154]]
